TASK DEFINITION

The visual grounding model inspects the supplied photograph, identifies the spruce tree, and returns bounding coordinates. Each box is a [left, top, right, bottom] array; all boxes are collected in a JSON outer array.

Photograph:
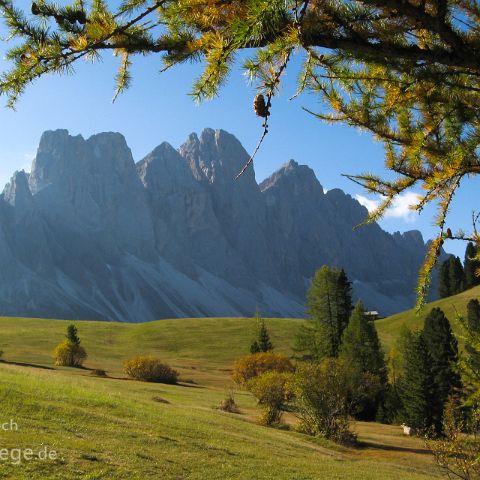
[[250, 341, 261, 354], [336, 269, 354, 342], [296, 266, 353, 359], [438, 260, 451, 298], [421, 308, 461, 435], [465, 300, 480, 380], [250, 312, 273, 353], [258, 320, 273, 352], [398, 330, 435, 432], [439, 256, 466, 298], [340, 301, 386, 378], [339, 301, 387, 419], [464, 243, 480, 289], [448, 256, 465, 295], [467, 299, 480, 332], [66, 324, 81, 346]]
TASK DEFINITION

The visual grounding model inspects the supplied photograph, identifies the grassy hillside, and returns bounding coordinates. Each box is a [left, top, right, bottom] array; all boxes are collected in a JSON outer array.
[[0, 317, 304, 386], [375, 284, 480, 351], [0, 362, 437, 480], [2, 287, 479, 480]]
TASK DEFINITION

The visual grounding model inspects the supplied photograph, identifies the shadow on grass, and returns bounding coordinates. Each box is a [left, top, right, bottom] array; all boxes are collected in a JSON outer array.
[[0, 360, 55, 370], [357, 440, 431, 456], [177, 381, 205, 389]]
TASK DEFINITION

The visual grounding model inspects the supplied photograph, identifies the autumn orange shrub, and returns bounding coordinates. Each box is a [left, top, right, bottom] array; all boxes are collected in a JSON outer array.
[[232, 352, 294, 385], [123, 355, 178, 384]]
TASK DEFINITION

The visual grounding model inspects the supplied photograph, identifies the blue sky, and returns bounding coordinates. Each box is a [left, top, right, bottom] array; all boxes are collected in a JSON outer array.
[[0, 6, 478, 259]]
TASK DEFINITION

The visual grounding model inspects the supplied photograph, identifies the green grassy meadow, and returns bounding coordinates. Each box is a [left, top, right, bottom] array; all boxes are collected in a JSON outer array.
[[0, 287, 478, 479], [375, 284, 480, 351]]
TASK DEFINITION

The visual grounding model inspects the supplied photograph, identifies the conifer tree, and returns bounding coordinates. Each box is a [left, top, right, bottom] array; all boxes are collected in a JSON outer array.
[[340, 301, 386, 379], [398, 330, 435, 432], [339, 301, 387, 419], [296, 266, 353, 359], [336, 268, 354, 341], [421, 308, 461, 434], [258, 322, 273, 352], [464, 299, 480, 389], [467, 299, 480, 333], [439, 256, 465, 298], [53, 323, 87, 367], [464, 243, 480, 290], [448, 256, 465, 296], [250, 311, 273, 353], [66, 324, 80, 346], [438, 260, 451, 299], [250, 341, 261, 354]]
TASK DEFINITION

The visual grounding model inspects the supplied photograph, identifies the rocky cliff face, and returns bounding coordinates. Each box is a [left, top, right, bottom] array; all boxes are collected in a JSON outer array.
[[0, 128, 440, 321]]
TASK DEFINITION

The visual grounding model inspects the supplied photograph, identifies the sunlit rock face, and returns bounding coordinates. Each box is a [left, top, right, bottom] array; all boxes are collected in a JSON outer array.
[[0, 128, 442, 321]]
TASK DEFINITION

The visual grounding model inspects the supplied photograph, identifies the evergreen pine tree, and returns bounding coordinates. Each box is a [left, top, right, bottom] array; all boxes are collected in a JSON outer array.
[[66, 324, 81, 346], [398, 330, 435, 432], [421, 308, 461, 435], [464, 243, 480, 289], [467, 299, 480, 332], [258, 320, 273, 352], [336, 269, 354, 342], [465, 300, 480, 380], [250, 311, 273, 353], [340, 301, 387, 419], [340, 301, 386, 378], [250, 341, 261, 354], [448, 256, 465, 295], [438, 260, 451, 298], [296, 266, 353, 359]]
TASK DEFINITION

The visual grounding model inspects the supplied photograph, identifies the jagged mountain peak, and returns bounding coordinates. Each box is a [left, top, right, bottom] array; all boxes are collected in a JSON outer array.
[[147, 141, 179, 158], [260, 159, 324, 199], [0, 128, 443, 321], [180, 128, 256, 184], [38, 128, 81, 145], [2, 170, 32, 208], [29, 129, 137, 195], [137, 141, 197, 192]]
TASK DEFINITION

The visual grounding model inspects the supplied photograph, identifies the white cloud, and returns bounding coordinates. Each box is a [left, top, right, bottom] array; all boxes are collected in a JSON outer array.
[[355, 192, 421, 222]]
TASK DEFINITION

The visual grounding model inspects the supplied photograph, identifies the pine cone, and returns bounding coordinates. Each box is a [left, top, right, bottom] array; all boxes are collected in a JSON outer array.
[[253, 94, 269, 118], [31, 2, 40, 15], [76, 11, 87, 25], [67, 12, 78, 24]]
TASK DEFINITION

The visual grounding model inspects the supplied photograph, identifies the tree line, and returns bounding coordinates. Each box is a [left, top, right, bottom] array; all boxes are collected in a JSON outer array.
[[439, 242, 480, 298], [237, 265, 480, 469]]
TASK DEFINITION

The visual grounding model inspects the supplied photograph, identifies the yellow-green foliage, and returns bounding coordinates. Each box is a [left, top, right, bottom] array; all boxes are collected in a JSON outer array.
[[123, 355, 178, 384], [293, 358, 356, 445], [52, 339, 87, 367], [232, 351, 294, 385], [247, 371, 294, 425]]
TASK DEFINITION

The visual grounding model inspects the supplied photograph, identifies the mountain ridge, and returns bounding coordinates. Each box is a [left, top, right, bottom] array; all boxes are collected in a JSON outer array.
[[0, 128, 441, 321]]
